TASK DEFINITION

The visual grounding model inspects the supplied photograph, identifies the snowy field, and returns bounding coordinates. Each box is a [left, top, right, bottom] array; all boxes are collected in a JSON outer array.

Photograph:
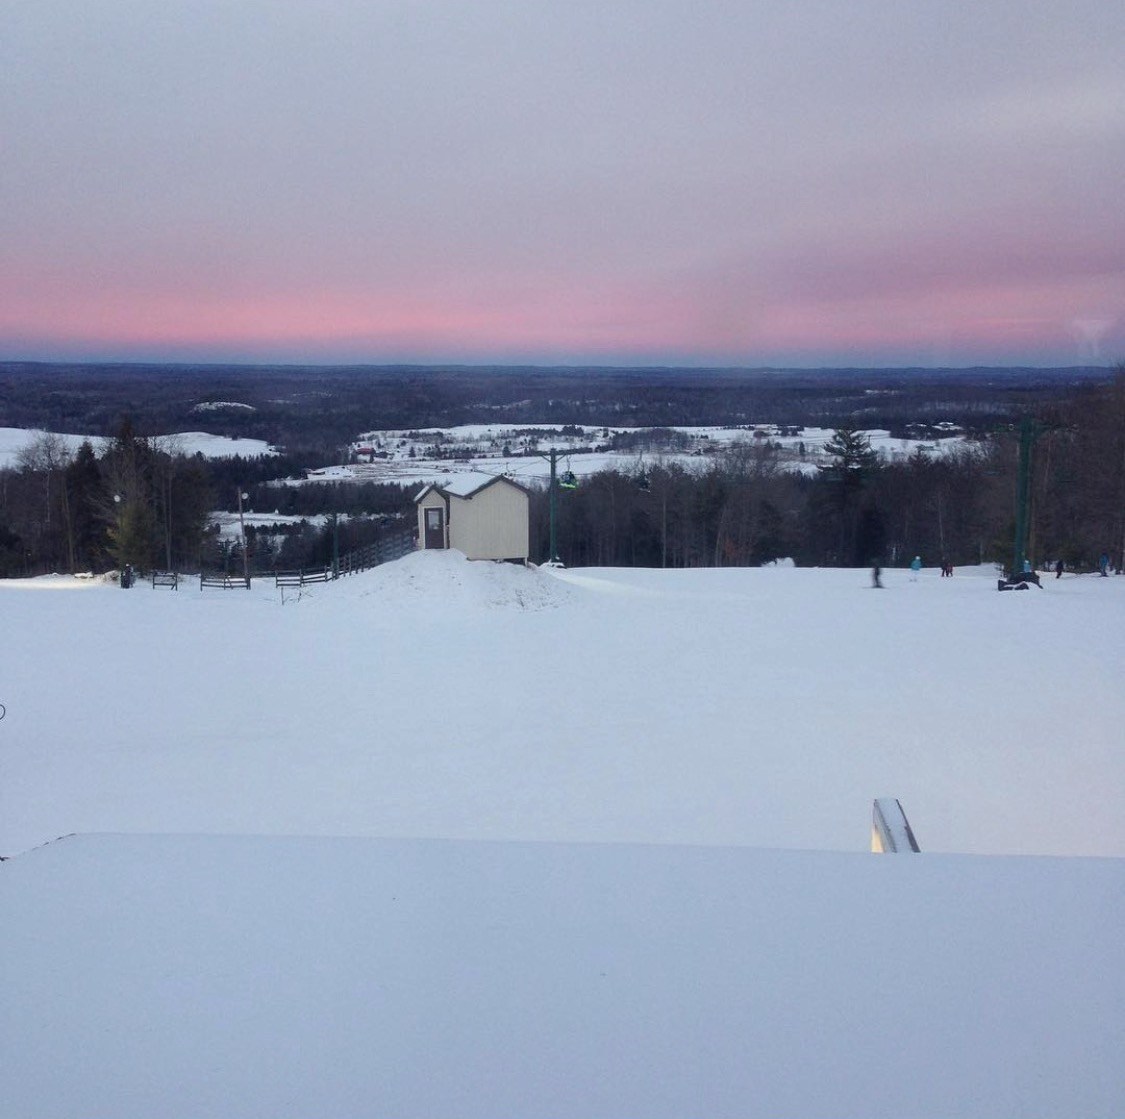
[[312, 422, 968, 488], [3, 556, 1124, 1117], [0, 422, 967, 494], [0, 426, 277, 467]]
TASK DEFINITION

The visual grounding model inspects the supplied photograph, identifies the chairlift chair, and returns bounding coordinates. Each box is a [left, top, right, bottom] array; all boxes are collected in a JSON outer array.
[[559, 461, 578, 489]]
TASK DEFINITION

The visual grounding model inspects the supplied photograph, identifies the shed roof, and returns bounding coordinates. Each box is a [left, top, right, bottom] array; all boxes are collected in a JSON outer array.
[[414, 472, 529, 502]]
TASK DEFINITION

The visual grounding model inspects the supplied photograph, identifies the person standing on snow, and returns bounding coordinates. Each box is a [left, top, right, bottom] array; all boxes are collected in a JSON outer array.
[[910, 555, 922, 581]]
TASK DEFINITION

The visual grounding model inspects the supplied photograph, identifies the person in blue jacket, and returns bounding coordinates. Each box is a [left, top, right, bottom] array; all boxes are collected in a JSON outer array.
[[909, 555, 922, 581]]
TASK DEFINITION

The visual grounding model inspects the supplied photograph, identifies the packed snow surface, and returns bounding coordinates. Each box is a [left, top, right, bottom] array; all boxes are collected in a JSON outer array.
[[3, 833, 1122, 1119], [3, 555, 1124, 1117], [2, 553, 1122, 858]]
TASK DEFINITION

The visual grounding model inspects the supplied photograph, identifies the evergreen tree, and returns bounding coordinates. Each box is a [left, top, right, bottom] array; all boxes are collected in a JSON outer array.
[[815, 428, 881, 565], [107, 498, 156, 570], [166, 456, 212, 570], [65, 441, 107, 571], [819, 427, 880, 479]]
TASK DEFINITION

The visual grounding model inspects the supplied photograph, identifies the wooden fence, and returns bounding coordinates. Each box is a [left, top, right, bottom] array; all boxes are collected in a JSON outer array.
[[200, 572, 251, 590], [274, 567, 331, 589], [274, 527, 415, 589], [336, 528, 415, 576]]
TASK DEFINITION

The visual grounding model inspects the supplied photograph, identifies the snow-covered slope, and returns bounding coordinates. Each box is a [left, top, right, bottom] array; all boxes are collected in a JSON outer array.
[[2, 553, 1122, 858], [3, 555, 1124, 1117]]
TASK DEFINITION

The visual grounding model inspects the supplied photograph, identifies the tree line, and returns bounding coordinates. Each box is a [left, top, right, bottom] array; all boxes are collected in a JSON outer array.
[[534, 369, 1125, 574], [0, 421, 214, 576], [0, 421, 419, 578], [3, 368, 1122, 578], [2, 362, 1107, 450]]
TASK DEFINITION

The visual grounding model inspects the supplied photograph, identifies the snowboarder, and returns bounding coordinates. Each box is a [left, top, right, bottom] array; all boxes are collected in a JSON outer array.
[[909, 555, 921, 581], [1055, 559, 1064, 579], [1099, 552, 1110, 577], [871, 560, 883, 589]]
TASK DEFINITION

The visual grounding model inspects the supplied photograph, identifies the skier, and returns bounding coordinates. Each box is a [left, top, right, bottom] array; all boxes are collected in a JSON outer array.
[[871, 560, 883, 589], [909, 555, 922, 581]]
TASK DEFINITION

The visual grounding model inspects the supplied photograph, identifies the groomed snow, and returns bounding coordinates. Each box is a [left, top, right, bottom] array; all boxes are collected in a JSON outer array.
[[3, 555, 1124, 1117], [3, 833, 1122, 1119], [2, 553, 1122, 858]]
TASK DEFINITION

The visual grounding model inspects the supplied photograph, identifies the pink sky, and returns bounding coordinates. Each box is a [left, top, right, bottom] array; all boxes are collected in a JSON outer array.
[[2, 2, 1122, 367]]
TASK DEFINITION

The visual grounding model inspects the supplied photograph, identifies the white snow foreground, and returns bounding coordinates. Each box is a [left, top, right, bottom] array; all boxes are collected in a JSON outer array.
[[3, 832, 1122, 1119], [3, 555, 1125, 1115]]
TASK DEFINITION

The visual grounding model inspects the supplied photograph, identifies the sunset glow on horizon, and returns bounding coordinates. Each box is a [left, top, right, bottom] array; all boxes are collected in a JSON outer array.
[[3, 2, 1122, 368]]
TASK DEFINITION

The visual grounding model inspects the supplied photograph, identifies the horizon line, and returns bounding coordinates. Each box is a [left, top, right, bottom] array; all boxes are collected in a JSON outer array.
[[1, 358, 1117, 374]]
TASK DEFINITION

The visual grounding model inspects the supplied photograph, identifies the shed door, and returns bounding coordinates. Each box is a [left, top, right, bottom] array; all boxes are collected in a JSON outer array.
[[424, 506, 445, 549]]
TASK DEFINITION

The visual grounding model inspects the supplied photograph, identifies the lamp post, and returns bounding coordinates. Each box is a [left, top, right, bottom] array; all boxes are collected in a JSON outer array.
[[237, 489, 249, 585], [112, 493, 135, 587]]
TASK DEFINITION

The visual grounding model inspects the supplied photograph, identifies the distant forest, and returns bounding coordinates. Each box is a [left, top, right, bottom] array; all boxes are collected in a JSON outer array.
[[0, 361, 1110, 451], [0, 362, 1121, 577]]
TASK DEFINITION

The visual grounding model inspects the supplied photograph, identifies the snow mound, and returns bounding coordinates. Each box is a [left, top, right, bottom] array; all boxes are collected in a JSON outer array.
[[354, 549, 575, 611]]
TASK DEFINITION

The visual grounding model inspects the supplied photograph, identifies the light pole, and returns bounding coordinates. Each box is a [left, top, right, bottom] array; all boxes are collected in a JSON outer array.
[[113, 493, 134, 586], [237, 489, 249, 585]]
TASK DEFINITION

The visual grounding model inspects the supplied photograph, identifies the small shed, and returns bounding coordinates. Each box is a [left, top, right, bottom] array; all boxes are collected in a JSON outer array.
[[415, 473, 530, 562]]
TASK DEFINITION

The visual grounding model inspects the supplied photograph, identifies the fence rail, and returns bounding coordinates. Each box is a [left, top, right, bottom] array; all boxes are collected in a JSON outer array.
[[151, 571, 179, 589], [274, 528, 415, 589], [200, 572, 251, 590], [275, 567, 331, 588], [337, 529, 415, 576]]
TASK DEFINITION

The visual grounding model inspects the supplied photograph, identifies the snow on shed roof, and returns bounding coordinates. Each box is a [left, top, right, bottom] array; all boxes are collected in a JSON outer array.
[[414, 472, 528, 501]]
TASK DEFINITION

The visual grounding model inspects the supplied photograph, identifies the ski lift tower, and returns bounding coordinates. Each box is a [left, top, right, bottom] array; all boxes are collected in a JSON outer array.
[[998, 416, 1043, 590], [537, 447, 577, 564]]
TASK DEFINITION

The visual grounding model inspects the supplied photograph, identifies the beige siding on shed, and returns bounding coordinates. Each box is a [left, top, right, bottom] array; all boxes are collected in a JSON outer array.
[[449, 481, 528, 561]]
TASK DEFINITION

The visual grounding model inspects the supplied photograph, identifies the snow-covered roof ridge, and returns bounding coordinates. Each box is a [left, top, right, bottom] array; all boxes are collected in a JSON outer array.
[[415, 471, 528, 500]]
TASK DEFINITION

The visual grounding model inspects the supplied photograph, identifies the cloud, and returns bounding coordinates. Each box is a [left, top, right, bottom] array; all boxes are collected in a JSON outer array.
[[2, 1, 1123, 365]]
